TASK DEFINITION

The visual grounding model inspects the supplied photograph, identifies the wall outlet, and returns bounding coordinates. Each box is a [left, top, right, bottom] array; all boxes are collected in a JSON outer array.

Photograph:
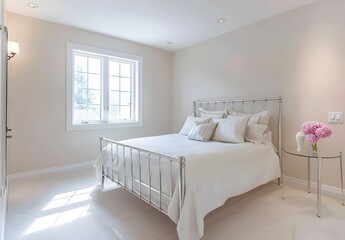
[[328, 112, 343, 123]]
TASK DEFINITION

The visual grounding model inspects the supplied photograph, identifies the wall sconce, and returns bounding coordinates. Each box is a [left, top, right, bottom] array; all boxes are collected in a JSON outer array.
[[7, 41, 20, 60]]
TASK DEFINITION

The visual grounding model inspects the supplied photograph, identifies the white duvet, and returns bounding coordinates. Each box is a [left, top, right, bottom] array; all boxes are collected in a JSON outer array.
[[95, 134, 281, 240]]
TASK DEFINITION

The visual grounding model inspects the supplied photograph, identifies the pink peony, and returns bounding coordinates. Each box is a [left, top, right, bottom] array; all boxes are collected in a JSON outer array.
[[301, 121, 332, 144]]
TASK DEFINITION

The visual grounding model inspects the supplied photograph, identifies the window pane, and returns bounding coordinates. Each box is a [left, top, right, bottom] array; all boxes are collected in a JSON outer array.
[[109, 61, 120, 76], [89, 104, 101, 116], [109, 76, 119, 91], [121, 77, 131, 91], [88, 90, 100, 105], [120, 106, 130, 119], [120, 63, 131, 77], [109, 91, 119, 105], [89, 58, 101, 74], [75, 104, 87, 112], [74, 73, 87, 89], [74, 107, 100, 122], [88, 74, 101, 90], [120, 92, 131, 106], [74, 89, 87, 106], [109, 106, 120, 120], [74, 55, 87, 72]]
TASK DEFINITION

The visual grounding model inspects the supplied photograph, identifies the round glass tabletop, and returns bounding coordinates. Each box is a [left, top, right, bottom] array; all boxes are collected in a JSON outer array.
[[283, 146, 342, 159]]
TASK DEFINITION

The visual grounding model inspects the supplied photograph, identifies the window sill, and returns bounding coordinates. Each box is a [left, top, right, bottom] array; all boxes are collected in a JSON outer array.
[[66, 121, 142, 131]]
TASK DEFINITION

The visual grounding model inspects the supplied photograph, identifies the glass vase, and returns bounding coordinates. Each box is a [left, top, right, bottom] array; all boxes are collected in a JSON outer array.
[[312, 143, 318, 152]]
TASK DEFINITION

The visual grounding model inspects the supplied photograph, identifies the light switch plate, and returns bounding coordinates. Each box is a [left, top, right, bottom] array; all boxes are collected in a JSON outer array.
[[328, 112, 343, 123]]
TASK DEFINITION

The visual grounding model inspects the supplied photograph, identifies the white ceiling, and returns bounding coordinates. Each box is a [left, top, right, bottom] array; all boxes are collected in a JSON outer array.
[[6, 0, 318, 52]]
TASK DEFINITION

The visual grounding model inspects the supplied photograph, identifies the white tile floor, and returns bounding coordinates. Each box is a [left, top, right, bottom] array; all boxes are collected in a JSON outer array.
[[5, 168, 345, 240]]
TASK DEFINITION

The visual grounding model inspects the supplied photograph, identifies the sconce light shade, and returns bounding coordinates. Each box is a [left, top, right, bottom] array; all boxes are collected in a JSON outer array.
[[7, 41, 20, 60]]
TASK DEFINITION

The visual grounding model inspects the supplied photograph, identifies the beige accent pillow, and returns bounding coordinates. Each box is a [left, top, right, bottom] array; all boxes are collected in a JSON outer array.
[[179, 116, 211, 136], [228, 110, 269, 125], [188, 122, 218, 141], [198, 108, 228, 118], [245, 124, 269, 144]]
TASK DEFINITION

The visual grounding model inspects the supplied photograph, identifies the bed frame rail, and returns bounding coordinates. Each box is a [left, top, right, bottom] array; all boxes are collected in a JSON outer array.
[[99, 137, 186, 215]]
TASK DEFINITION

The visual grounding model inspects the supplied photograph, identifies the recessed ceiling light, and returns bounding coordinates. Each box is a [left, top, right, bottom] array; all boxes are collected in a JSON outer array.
[[167, 41, 173, 45], [218, 18, 226, 24], [27, 2, 39, 8]]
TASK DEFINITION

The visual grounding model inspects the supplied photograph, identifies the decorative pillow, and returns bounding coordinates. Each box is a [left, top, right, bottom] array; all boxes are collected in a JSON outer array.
[[258, 111, 269, 125], [179, 116, 211, 136], [228, 111, 258, 124], [262, 130, 277, 152], [212, 115, 250, 143], [228, 110, 269, 125], [245, 124, 269, 144], [198, 108, 228, 118], [188, 122, 218, 141]]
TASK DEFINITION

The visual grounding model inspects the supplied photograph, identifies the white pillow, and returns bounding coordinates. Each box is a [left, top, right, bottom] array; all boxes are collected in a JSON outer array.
[[262, 130, 277, 152], [198, 108, 228, 118], [258, 111, 269, 125], [179, 116, 211, 136], [212, 115, 250, 143], [228, 110, 269, 125], [188, 122, 218, 141], [245, 124, 268, 144]]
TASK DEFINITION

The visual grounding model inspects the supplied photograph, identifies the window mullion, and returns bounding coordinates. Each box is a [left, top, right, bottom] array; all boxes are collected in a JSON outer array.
[[103, 58, 110, 122], [86, 58, 90, 119]]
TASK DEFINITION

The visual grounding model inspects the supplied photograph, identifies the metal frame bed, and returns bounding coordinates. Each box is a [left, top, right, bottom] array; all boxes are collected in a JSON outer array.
[[98, 95, 283, 220]]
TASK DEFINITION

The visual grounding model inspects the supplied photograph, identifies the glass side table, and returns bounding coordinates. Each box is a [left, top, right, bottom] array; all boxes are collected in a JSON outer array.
[[282, 146, 344, 217]]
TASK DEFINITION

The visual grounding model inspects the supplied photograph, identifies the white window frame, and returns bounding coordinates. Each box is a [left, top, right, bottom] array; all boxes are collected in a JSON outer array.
[[66, 42, 142, 130]]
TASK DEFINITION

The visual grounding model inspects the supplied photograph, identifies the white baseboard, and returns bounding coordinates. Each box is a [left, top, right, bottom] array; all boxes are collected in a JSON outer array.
[[8, 160, 94, 180], [284, 175, 344, 200]]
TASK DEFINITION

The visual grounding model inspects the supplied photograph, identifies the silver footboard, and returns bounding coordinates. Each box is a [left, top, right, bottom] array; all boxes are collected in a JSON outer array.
[[99, 137, 186, 215]]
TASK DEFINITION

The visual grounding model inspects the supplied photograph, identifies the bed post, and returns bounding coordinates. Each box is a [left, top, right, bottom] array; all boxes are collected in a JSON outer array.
[[179, 157, 186, 213], [277, 96, 283, 185], [192, 101, 197, 117], [99, 136, 105, 188]]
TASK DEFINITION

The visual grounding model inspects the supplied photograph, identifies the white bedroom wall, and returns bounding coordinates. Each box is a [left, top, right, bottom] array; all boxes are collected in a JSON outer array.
[[7, 13, 173, 174], [172, 0, 345, 189]]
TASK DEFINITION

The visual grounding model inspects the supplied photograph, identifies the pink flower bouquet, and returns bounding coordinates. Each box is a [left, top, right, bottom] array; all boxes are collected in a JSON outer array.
[[301, 121, 332, 150]]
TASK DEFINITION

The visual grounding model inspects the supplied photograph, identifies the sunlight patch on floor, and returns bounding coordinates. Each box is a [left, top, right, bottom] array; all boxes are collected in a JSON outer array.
[[42, 187, 93, 211], [24, 187, 93, 235]]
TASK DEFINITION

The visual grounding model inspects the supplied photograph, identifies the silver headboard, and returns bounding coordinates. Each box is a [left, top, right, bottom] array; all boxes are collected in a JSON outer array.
[[192, 96, 283, 163]]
